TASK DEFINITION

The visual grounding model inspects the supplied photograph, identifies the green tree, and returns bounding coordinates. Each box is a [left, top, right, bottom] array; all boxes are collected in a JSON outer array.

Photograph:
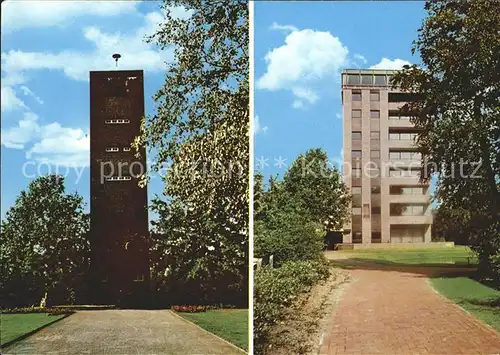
[[432, 205, 470, 245], [392, 0, 500, 280], [136, 0, 249, 304], [281, 149, 350, 230], [255, 149, 350, 264], [0, 175, 90, 307]]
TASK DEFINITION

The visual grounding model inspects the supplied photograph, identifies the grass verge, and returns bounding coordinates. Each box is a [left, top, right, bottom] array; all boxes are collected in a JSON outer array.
[[430, 275, 500, 332], [0, 313, 67, 346], [331, 246, 477, 267], [178, 309, 248, 351]]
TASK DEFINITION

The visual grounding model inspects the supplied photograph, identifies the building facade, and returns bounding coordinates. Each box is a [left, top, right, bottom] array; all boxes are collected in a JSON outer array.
[[341, 69, 432, 244], [89, 70, 150, 307]]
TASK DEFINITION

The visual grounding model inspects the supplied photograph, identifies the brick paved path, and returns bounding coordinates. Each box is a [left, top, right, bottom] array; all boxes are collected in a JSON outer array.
[[3, 310, 245, 355], [321, 267, 500, 355]]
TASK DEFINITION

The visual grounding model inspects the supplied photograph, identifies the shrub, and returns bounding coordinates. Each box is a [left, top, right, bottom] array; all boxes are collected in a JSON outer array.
[[253, 260, 330, 353], [254, 215, 325, 266]]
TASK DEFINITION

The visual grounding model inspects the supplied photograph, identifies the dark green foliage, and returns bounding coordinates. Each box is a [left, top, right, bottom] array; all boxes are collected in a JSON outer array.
[[392, 0, 500, 282], [254, 215, 324, 267], [432, 205, 471, 245], [254, 148, 349, 262], [136, 0, 249, 306], [253, 149, 348, 353], [0, 175, 90, 308], [253, 260, 330, 354]]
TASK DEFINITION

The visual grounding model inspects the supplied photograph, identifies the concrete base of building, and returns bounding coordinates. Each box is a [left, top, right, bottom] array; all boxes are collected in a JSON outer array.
[[335, 241, 455, 250]]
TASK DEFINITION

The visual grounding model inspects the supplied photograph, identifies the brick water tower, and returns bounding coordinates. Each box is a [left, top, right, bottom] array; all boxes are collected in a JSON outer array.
[[89, 60, 150, 307]]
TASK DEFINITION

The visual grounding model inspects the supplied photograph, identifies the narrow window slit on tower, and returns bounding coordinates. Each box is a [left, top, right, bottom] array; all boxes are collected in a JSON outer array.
[[105, 119, 130, 124]]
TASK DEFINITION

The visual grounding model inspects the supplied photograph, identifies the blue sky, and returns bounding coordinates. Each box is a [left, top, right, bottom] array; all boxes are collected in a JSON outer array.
[[1, 1, 193, 219], [1, 1, 430, 219], [254, 1, 426, 181]]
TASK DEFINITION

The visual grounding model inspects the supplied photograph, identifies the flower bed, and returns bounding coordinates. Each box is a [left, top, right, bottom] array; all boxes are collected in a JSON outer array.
[[171, 305, 210, 313], [1, 307, 74, 316]]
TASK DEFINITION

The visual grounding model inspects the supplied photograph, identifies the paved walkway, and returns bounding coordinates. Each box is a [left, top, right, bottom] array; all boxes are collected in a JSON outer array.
[[320, 266, 500, 355], [3, 310, 244, 355]]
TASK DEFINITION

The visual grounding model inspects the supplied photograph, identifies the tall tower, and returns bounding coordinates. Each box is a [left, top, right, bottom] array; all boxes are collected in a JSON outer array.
[[89, 68, 149, 307], [341, 69, 432, 245]]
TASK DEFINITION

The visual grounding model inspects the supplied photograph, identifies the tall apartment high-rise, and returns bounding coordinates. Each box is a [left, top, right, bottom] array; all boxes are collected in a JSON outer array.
[[341, 69, 433, 244], [89, 70, 149, 307]]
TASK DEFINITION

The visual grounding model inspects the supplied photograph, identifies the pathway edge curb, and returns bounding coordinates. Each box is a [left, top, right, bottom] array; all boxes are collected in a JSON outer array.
[[0, 313, 72, 350], [426, 278, 500, 338], [168, 309, 248, 354]]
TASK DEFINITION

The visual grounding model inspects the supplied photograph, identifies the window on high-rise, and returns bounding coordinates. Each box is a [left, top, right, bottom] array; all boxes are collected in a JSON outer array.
[[374, 75, 387, 86], [390, 204, 427, 216], [352, 91, 362, 101], [352, 207, 362, 215], [362, 75, 373, 85], [370, 110, 380, 119], [390, 186, 425, 195], [352, 109, 362, 118], [352, 187, 362, 194], [370, 91, 380, 101], [352, 150, 362, 158], [352, 131, 362, 140], [347, 74, 360, 85]]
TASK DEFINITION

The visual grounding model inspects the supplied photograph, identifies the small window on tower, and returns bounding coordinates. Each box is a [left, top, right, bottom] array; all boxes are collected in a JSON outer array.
[[123, 147, 131, 152], [133, 273, 145, 282]]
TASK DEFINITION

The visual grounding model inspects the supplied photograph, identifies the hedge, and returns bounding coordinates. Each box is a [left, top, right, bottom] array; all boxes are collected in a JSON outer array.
[[253, 259, 330, 352]]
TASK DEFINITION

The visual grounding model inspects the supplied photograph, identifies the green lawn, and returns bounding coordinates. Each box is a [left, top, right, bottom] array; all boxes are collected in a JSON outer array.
[[179, 309, 248, 351], [0, 313, 66, 346], [431, 276, 500, 331], [333, 246, 477, 267]]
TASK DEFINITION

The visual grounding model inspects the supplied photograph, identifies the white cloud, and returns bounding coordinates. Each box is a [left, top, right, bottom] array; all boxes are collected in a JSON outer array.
[[370, 58, 411, 70], [1, 5, 194, 82], [1, 71, 26, 87], [292, 100, 304, 109], [1, 112, 89, 167], [336, 112, 342, 120], [269, 22, 297, 32], [1, 86, 27, 112], [291, 87, 319, 104], [27, 122, 89, 168], [1, 12, 174, 82], [254, 115, 268, 135], [257, 25, 349, 108], [354, 54, 367, 64], [20, 86, 44, 105], [1, 0, 140, 32], [1, 112, 40, 148]]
